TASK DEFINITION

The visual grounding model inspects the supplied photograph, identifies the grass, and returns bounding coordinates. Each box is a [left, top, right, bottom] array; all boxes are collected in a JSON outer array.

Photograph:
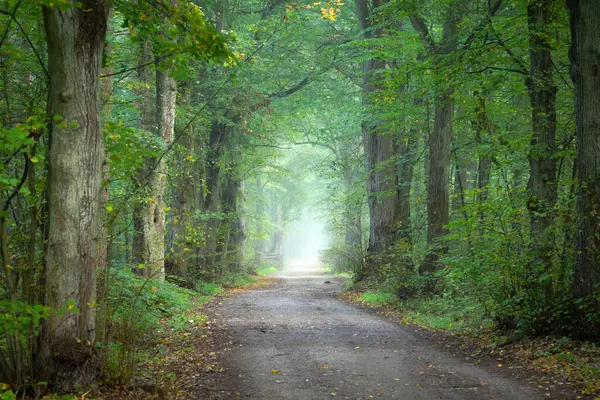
[[256, 266, 279, 276], [343, 285, 600, 397], [404, 296, 492, 333], [195, 281, 223, 296], [359, 290, 397, 306]]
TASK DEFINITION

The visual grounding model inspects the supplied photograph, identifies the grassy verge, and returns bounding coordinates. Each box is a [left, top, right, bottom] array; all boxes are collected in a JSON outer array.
[[340, 286, 600, 397], [88, 270, 277, 398], [256, 266, 279, 276]]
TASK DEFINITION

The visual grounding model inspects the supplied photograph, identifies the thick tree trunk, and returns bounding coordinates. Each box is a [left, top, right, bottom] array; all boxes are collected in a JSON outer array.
[[567, 0, 600, 300], [412, 5, 462, 274], [356, 0, 398, 274], [419, 89, 453, 273], [426, 90, 453, 244], [526, 1, 557, 293], [43, 0, 110, 392]]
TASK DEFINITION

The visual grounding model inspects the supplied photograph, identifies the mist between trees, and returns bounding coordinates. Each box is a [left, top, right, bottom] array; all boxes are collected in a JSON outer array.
[[0, 0, 598, 395]]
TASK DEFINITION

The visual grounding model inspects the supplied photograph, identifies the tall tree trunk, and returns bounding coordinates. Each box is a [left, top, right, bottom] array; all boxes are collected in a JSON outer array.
[[202, 119, 230, 278], [411, 4, 462, 274], [171, 123, 197, 281], [475, 95, 492, 206], [133, 41, 156, 277], [356, 0, 398, 276], [341, 143, 364, 275], [253, 175, 266, 266], [43, 0, 110, 392], [567, 0, 600, 301], [526, 0, 557, 294], [151, 64, 177, 281], [222, 172, 246, 271], [396, 135, 414, 241], [98, 13, 113, 273], [132, 43, 177, 282], [425, 88, 453, 250]]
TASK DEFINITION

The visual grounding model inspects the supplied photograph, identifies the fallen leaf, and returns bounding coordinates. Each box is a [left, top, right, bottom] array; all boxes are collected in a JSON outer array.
[[271, 369, 279, 374]]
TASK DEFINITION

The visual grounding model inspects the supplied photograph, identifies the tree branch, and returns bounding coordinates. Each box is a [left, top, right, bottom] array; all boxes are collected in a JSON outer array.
[[268, 76, 313, 99], [409, 15, 437, 54]]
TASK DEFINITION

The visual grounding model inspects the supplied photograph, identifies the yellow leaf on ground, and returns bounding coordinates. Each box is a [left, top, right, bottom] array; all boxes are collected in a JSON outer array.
[[271, 369, 279, 374]]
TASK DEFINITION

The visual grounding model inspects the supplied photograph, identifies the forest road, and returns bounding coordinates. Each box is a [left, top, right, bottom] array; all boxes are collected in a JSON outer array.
[[209, 261, 570, 400]]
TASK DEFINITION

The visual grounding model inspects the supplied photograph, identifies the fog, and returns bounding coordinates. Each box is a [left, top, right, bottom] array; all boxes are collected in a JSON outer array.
[[281, 208, 329, 266]]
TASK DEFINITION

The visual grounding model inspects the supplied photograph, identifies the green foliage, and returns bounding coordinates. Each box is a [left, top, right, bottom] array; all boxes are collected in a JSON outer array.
[[116, 0, 235, 76], [256, 266, 278, 276], [360, 290, 396, 306], [195, 281, 222, 296], [0, 390, 15, 400], [0, 301, 51, 340], [97, 268, 203, 384]]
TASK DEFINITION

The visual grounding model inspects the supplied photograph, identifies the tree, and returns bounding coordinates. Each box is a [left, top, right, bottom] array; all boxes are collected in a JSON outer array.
[[410, 3, 464, 273], [567, 0, 600, 306], [43, 0, 111, 391], [355, 0, 399, 274], [526, 0, 557, 296]]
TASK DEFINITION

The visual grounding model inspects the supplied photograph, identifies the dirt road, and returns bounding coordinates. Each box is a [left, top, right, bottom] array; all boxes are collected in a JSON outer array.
[[210, 262, 576, 399]]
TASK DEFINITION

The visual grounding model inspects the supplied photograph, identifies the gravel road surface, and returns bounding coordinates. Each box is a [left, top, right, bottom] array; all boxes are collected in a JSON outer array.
[[210, 261, 574, 400]]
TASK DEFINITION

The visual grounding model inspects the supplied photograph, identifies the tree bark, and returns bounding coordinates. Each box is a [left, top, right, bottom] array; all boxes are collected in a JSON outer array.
[[395, 135, 414, 240], [133, 42, 177, 282], [202, 119, 231, 277], [426, 89, 453, 246], [43, 0, 110, 392], [171, 117, 197, 281], [411, 4, 462, 274], [475, 95, 492, 207], [355, 0, 398, 273], [133, 41, 156, 277], [567, 0, 600, 301], [526, 0, 557, 293]]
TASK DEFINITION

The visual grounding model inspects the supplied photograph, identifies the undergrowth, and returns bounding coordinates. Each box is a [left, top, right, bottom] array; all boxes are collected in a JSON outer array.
[[256, 266, 278, 276], [96, 267, 260, 388], [346, 283, 600, 396]]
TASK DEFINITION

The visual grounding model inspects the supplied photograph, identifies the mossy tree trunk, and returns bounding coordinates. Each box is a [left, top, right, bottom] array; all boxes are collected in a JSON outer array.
[[43, 0, 110, 392]]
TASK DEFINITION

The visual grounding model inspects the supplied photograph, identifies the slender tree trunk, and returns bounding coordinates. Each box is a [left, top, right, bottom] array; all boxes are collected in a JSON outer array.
[[567, 0, 600, 301], [203, 120, 229, 277], [43, 0, 110, 392], [270, 200, 283, 255], [171, 122, 197, 280], [133, 41, 155, 277], [132, 43, 177, 282], [98, 22, 113, 273], [396, 136, 414, 240], [222, 172, 246, 271], [526, 0, 557, 294], [475, 95, 492, 207]]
